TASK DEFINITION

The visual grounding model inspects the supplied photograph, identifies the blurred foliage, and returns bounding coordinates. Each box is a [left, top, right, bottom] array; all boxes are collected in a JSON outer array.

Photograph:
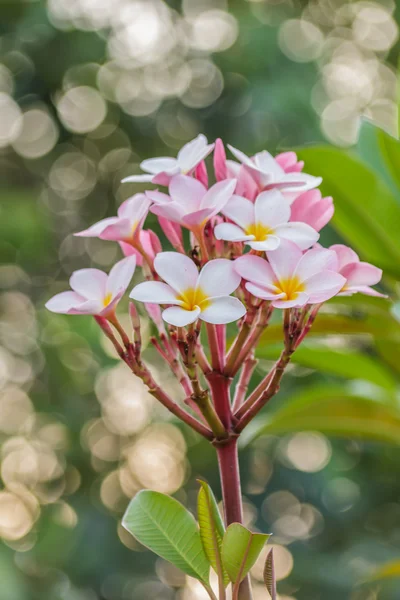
[[1, 1, 400, 600]]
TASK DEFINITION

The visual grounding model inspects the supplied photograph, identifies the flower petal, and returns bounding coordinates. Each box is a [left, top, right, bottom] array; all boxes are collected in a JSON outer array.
[[254, 189, 290, 227], [214, 222, 252, 242], [196, 259, 241, 297], [341, 262, 383, 287], [162, 305, 201, 326], [154, 252, 199, 294], [130, 281, 180, 304], [169, 174, 206, 211], [304, 271, 346, 304], [200, 179, 236, 212], [248, 236, 281, 251], [330, 244, 360, 269], [294, 247, 338, 282], [227, 145, 255, 168], [122, 174, 155, 183], [182, 208, 215, 228], [107, 256, 137, 299], [150, 203, 185, 225], [178, 134, 214, 173], [200, 296, 246, 324], [253, 150, 285, 179], [69, 269, 108, 301], [74, 217, 119, 238], [245, 282, 283, 300], [214, 138, 227, 182], [272, 292, 309, 309], [280, 172, 322, 192], [274, 222, 319, 250], [45, 291, 86, 314], [221, 194, 254, 229], [267, 240, 303, 282], [118, 193, 150, 221], [146, 190, 173, 205], [140, 157, 179, 174], [343, 285, 387, 298], [234, 254, 276, 286]]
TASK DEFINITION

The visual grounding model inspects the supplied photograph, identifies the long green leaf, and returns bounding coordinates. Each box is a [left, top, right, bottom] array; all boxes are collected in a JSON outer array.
[[297, 145, 400, 273], [123, 490, 210, 583], [221, 523, 269, 584], [242, 385, 400, 446], [368, 559, 400, 581], [264, 549, 277, 600], [197, 480, 229, 587], [256, 343, 397, 391]]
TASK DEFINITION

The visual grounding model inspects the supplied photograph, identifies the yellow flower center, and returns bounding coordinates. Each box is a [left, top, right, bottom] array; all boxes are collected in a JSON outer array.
[[103, 292, 113, 307], [176, 287, 210, 311], [245, 222, 274, 241], [275, 277, 305, 301]]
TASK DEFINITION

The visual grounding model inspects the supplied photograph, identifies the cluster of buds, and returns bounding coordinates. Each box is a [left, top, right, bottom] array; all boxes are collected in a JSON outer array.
[[46, 135, 385, 443]]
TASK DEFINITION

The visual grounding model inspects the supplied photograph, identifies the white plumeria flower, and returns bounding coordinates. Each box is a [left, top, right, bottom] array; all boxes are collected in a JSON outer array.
[[227, 145, 322, 199], [45, 256, 136, 317], [130, 252, 246, 327], [214, 189, 319, 251], [234, 241, 345, 308], [122, 135, 214, 185]]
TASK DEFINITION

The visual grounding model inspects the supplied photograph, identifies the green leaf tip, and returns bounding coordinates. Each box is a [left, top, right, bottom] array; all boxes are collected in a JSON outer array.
[[221, 523, 270, 584]]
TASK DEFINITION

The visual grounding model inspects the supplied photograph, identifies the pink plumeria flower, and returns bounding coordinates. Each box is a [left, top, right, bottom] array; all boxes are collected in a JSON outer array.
[[290, 189, 334, 232], [275, 151, 304, 173], [122, 135, 214, 186], [147, 175, 236, 233], [330, 244, 386, 297], [227, 145, 322, 198], [45, 256, 136, 317], [120, 230, 162, 266], [74, 194, 150, 245], [214, 189, 319, 251], [214, 138, 259, 201], [130, 252, 246, 327], [234, 241, 345, 308]]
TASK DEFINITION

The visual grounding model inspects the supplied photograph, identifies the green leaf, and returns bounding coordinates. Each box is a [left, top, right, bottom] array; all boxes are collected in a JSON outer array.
[[368, 559, 400, 581], [256, 343, 397, 391], [221, 523, 269, 584], [197, 480, 229, 587], [296, 145, 400, 274], [242, 385, 400, 447], [123, 490, 210, 583], [264, 549, 277, 600]]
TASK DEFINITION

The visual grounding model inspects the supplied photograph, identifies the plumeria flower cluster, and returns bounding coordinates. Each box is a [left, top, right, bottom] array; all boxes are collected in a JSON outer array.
[[46, 135, 385, 444]]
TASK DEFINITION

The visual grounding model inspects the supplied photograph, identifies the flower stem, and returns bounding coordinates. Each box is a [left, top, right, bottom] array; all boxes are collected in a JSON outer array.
[[216, 437, 253, 600]]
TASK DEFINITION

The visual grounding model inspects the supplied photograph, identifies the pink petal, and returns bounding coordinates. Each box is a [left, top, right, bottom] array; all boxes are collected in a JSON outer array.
[[343, 285, 387, 298], [154, 252, 199, 294], [245, 282, 283, 300], [169, 174, 206, 211], [290, 191, 334, 231], [177, 134, 214, 173], [197, 259, 241, 297], [294, 247, 338, 282], [130, 281, 180, 304], [150, 203, 185, 225], [274, 222, 319, 250], [118, 193, 150, 222], [341, 262, 383, 286], [200, 296, 246, 324], [330, 244, 360, 269], [195, 160, 208, 187], [234, 254, 276, 286], [200, 179, 236, 212], [304, 271, 346, 303], [267, 240, 303, 282], [119, 241, 143, 265], [275, 151, 304, 173], [280, 172, 322, 192], [106, 256, 137, 299], [146, 190, 173, 205], [214, 138, 227, 181], [254, 189, 290, 227], [227, 145, 255, 169], [214, 222, 252, 242], [162, 305, 201, 326], [100, 218, 132, 241], [69, 269, 108, 301], [254, 150, 285, 179], [45, 291, 86, 314], [235, 165, 259, 201], [182, 208, 214, 228], [221, 195, 254, 229], [157, 216, 183, 248], [74, 217, 119, 238]]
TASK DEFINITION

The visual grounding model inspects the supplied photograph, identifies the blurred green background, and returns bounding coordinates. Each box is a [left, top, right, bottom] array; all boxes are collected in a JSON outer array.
[[2, 0, 400, 599]]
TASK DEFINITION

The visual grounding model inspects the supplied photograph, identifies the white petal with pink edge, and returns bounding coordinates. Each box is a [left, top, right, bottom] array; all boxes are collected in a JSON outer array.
[[221, 195, 254, 229], [70, 269, 108, 300], [254, 190, 290, 226], [267, 240, 303, 282], [294, 247, 338, 281], [200, 297, 246, 324], [169, 175, 206, 211], [162, 305, 201, 326], [214, 222, 253, 242], [130, 281, 180, 304], [274, 222, 319, 250], [45, 291, 86, 314], [234, 254, 276, 286], [106, 256, 136, 298], [154, 252, 199, 294], [196, 259, 241, 297], [304, 271, 346, 303]]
